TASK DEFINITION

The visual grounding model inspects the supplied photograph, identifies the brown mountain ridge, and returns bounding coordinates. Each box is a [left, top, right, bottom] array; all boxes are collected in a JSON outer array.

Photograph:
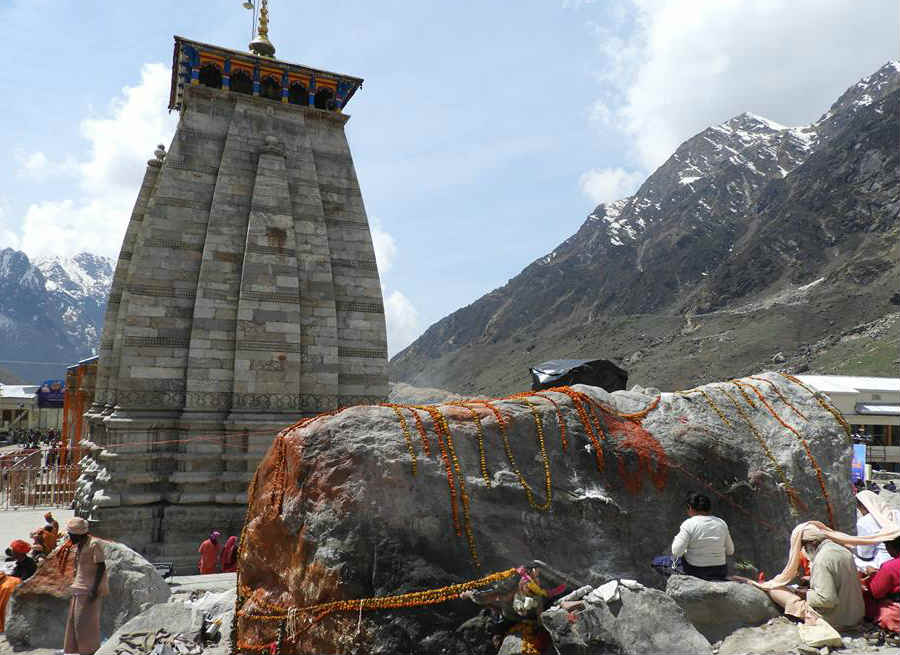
[[390, 63, 900, 395]]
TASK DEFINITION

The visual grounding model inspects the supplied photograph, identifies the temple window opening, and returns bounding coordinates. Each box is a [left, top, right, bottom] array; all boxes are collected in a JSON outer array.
[[198, 64, 222, 89], [260, 75, 281, 101], [231, 70, 253, 95], [314, 87, 335, 110], [288, 82, 307, 105]]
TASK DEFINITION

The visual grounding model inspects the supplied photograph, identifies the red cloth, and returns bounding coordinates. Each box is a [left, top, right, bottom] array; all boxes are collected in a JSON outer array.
[[221, 536, 237, 573], [198, 539, 220, 575], [865, 556, 900, 632], [9, 540, 29, 556]]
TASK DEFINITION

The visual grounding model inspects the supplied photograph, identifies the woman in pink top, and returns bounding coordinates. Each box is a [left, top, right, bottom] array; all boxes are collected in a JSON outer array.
[[864, 535, 900, 632]]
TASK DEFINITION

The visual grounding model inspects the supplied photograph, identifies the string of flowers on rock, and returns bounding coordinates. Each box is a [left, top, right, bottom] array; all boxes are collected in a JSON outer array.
[[733, 379, 835, 527], [779, 372, 851, 438], [718, 387, 804, 513]]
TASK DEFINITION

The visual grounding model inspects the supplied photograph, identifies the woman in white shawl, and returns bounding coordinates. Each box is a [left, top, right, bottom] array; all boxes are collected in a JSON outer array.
[[855, 490, 900, 570]]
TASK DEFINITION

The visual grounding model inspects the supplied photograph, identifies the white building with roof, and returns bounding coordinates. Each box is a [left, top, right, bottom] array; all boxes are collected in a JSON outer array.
[[797, 375, 900, 470]]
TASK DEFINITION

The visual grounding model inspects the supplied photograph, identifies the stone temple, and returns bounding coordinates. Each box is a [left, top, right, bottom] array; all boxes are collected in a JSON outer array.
[[79, 23, 388, 568]]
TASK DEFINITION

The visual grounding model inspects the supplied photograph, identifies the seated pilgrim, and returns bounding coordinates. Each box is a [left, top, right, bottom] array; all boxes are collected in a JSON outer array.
[[855, 490, 900, 570], [671, 493, 734, 580], [864, 535, 900, 632], [752, 522, 865, 629]]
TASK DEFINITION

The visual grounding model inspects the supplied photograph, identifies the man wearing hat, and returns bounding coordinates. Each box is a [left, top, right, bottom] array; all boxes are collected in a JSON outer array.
[[63, 517, 108, 655], [8, 540, 36, 581]]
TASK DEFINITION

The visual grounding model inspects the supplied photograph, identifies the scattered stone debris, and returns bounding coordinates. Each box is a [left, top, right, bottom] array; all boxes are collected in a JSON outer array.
[[96, 587, 235, 655]]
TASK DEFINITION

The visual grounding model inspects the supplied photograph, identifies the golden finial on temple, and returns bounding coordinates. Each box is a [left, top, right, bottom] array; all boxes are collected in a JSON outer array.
[[248, 0, 275, 58]]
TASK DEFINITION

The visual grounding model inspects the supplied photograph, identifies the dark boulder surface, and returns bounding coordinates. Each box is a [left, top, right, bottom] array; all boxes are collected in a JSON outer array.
[[234, 372, 852, 653]]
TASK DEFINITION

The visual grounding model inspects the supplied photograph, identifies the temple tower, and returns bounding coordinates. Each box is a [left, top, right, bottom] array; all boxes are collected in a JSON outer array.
[[81, 24, 388, 568]]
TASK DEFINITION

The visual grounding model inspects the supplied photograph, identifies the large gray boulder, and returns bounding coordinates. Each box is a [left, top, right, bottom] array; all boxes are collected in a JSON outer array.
[[541, 586, 712, 654], [665, 574, 781, 642], [235, 372, 852, 653], [6, 540, 170, 650]]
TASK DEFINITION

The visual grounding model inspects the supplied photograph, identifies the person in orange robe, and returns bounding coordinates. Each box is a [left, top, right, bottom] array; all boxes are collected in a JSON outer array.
[[0, 572, 21, 631], [198, 531, 222, 574], [220, 536, 238, 573]]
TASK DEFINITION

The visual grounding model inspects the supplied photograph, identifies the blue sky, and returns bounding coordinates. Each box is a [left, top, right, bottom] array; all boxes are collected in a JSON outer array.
[[0, 0, 896, 355]]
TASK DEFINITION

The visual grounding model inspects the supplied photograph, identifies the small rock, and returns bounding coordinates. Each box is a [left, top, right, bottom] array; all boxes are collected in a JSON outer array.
[[772, 352, 786, 363]]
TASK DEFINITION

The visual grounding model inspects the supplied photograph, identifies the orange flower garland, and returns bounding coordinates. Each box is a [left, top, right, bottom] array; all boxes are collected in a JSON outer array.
[[547, 387, 605, 472], [238, 568, 519, 629], [406, 406, 433, 456], [736, 380, 835, 527], [719, 388, 803, 512], [435, 410, 480, 567], [749, 376, 808, 421], [730, 381, 757, 409], [533, 392, 569, 451], [381, 404, 418, 476], [779, 372, 851, 438], [454, 404, 492, 487], [418, 405, 462, 537], [518, 398, 553, 511]]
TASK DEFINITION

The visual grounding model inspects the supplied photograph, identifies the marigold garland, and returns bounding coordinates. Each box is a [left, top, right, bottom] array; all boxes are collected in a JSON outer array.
[[618, 394, 661, 420], [419, 405, 462, 537], [749, 376, 808, 421], [454, 404, 491, 487], [532, 392, 569, 451], [465, 400, 549, 512], [518, 398, 553, 511], [730, 381, 757, 409], [238, 568, 519, 629], [547, 387, 605, 472], [738, 380, 835, 527], [382, 404, 417, 476], [720, 388, 804, 513], [406, 406, 433, 456], [435, 409, 481, 568], [779, 372, 852, 438], [694, 390, 733, 428]]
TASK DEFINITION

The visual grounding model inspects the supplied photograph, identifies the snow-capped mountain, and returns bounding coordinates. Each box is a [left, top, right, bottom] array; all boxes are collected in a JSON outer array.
[[0, 249, 112, 382], [392, 61, 900, 394]]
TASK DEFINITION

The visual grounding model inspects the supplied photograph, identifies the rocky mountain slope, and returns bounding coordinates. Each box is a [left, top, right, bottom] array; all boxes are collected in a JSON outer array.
[[391, 62, 900, 395], [0, 248, 112, 382]]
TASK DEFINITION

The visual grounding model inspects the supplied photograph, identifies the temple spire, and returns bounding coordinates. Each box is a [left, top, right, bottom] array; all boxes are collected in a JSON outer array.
[[249, 0, 276, 58]]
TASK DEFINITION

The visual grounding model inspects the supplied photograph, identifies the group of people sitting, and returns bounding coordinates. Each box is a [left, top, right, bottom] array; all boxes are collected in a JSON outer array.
[[668, 491, 900, 640], [0, 511, 61, 585]]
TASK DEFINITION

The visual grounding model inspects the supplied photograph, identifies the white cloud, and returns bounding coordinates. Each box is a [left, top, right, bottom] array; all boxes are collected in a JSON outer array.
[[370, 217, 422, 356], [22, 152, 48, 173], [384, 289, 421, 358], [579, 167, 644, 205], [14, 150, 78, 180], [18, 63, 177, 259], [370, 217, 397, 275], [591, 0, 898, 170]]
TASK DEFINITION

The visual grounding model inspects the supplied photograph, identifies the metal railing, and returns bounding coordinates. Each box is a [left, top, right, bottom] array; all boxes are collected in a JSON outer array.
[[0, 465, 78, 509]]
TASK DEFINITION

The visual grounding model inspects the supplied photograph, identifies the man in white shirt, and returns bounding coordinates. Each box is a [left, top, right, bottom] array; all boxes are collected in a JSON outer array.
[[671, 493, 735, 580]]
